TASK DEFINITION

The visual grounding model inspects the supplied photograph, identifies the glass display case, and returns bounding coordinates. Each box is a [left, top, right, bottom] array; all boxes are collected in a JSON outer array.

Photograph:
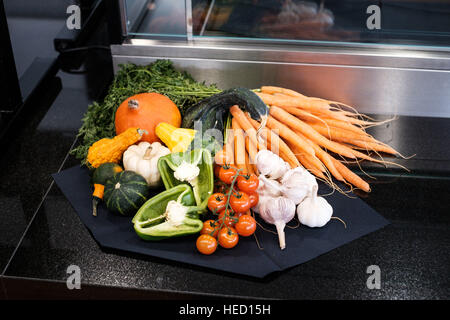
[[122, 0, 450, 46], [113, 0, 450, 118]]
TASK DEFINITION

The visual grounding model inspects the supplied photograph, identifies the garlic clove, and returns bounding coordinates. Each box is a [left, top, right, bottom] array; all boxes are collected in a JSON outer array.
[[258, 175, 282, 198], [255, 150, 290, 180], [280, 166, 318, 202], [297, 196, 333, 228], [281, 185, 309, 205]]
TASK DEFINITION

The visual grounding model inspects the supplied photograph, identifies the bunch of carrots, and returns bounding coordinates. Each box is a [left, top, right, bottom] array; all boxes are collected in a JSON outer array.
[[215, 86, 408, 193]]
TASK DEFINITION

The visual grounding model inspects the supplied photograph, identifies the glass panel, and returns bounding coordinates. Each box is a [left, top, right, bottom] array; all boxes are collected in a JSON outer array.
[[124, 0, 187, 38], [191, 0, 450, 47]]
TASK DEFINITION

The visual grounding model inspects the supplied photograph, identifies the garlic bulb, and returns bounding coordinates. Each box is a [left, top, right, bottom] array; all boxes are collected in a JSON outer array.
[[280, 167, 318, 204], [297, 188, 333, 228], [253, 175, 283, 214], [258, 175, 282, 197], [255, 150, 290, 180], [258, 196, 296, 250]]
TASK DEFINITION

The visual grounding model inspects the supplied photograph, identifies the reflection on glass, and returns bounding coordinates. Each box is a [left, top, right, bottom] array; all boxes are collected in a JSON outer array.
[[126, 0, 186, 37], [191, 0, 450, 46]]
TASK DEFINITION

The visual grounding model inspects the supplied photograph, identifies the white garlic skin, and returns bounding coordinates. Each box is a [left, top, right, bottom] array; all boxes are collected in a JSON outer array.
[[255, 150, 290, 180], [280, 167, 318, 204], [258, 196, 296, 250], [257, 175, 282, 198], [297, 196, 333, 228], [258, 196, 296, 225]]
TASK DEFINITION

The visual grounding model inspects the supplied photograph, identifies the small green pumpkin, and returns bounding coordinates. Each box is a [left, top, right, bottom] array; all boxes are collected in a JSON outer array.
[[92, 162, 123, 185], [104, 171, 150, 216], [91, 163, 123, 217]]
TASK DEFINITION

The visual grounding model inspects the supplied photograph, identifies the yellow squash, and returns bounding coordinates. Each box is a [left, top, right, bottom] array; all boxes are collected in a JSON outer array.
[[155, 122, 196, 153]]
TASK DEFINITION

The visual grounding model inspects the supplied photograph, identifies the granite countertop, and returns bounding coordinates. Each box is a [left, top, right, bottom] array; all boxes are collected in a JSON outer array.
[[0, 54, 449, 300]]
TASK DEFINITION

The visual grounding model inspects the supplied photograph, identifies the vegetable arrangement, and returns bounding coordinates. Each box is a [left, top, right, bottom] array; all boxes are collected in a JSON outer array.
[[74, 60, 406, 256], [251, 86, 406, 192], [71, 60, 221, 166]]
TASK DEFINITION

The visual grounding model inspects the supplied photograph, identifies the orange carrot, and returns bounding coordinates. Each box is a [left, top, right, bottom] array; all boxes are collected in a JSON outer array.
[[230, 106, 259, 164], [284, 106, 370, 136], [295, 131, 344, 182], [342, 139, 398, 155], [259, 86, 382, 125], [245, 136, 258, 171], [260, 86, 306, 98], [331, 157, 371, 192], [287, 141, 327, 173], [296, 153, 327, 180], [232, 118, 247, 173], [269, 107, 356, 159], [255, 92, 330, 111], [265, 115, 316, 157], [307, 122, 377, 144], [245, 114, 300, 168], [245, 150, 255, 175], [214, 146, 232, 165]]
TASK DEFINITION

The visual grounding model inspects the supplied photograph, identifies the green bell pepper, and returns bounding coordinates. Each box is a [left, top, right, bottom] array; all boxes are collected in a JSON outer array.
[[157, 148, 214, 211], [132, 184, 204, 241]]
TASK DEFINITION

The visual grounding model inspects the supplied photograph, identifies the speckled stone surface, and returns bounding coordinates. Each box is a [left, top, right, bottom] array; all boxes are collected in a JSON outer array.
[[3, 169, 449, 299], [1, 54, 449, 299], [0, 54, 112, 273]]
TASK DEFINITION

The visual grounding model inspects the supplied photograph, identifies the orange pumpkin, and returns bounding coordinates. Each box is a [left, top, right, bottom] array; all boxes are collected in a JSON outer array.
[[115, 93, 181, 143]]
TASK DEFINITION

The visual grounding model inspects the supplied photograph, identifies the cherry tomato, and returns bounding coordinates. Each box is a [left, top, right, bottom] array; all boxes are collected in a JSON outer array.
[[218, 166, 238, 184], [214, 180, 228, 194], [218, 208, 238, 228], [235, 215, 256, 237], [229, 191, 251, 214], [200, 220, 219, 238], [237, 174, 259, 193], [196, 234, 218, 255], [248, 192, 259, 208], [207, 193, 227, 212], [218, 227, 239, 249]]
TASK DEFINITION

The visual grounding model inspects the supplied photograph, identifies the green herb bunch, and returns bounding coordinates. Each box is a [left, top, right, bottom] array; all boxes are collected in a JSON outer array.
[[70, 60, 222, 165]]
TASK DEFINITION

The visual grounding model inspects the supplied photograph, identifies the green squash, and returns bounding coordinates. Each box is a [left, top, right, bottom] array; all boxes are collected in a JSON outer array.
[[103, 171, 150, 216], [91, 162, 123, 217], [92, 162, 123, 185]]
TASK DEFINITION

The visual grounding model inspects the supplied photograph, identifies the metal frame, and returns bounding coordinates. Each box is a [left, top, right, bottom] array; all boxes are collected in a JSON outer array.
[[116, 0, 450, 53], [114, 39, 450, 71], [0, 0, 22, 113]]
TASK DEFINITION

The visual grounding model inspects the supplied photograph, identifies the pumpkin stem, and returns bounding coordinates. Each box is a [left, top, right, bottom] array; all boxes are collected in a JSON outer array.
[[92, 198, 98, 217], [143, 146, 153, 160], [128, 99, 139, 110]]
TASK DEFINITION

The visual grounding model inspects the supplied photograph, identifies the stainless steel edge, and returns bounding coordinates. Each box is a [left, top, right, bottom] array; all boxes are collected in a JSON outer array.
[[111, 40, 450, 71], [111, 41, 450, 118]]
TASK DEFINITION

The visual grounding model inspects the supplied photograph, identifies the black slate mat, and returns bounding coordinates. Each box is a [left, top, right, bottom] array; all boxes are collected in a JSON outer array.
[[52, 165, 389, 278]]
